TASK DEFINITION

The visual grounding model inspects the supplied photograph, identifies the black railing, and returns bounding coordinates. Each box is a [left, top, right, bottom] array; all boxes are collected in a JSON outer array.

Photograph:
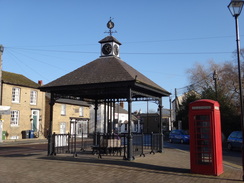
[[132, 133, 144, 157], [92, 133, 126, 159], [129, 133, 162, 159], [49, 132, 163, 159], [50, 132, 93, 156], [150, 133, 162, 153]]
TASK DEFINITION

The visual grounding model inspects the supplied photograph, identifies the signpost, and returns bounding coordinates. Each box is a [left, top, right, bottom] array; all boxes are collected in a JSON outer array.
[[0, 106, 10, 142], [0, 106, 10, 115]]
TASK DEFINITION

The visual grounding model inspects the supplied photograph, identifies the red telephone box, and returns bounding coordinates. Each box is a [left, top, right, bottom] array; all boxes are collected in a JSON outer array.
[[189, 99, 223, 176]]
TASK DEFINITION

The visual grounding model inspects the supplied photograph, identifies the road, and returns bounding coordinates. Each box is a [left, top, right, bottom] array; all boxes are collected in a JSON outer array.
[[0, 143, 47, 157], [164, 141, 242, 167]]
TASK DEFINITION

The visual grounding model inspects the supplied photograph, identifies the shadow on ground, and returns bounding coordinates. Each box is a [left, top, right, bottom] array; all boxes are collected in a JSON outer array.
[[38, 152, 240, 182]]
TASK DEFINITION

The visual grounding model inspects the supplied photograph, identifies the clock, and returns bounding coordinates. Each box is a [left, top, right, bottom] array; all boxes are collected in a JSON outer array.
[[114, 44, 119, 56], [102, 43, 112, 55]]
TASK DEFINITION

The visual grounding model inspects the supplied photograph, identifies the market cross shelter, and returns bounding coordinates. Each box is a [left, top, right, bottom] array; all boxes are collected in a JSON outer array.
[[40, 20, 170, 160]]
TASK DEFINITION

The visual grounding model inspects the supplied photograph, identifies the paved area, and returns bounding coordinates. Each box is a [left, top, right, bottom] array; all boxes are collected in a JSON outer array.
[[0, 140, 243, 183], [0, 138, 48, 146]]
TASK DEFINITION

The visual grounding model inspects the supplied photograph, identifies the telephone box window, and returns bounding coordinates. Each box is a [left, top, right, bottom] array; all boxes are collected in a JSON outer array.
[[194, 115, 212, 164]]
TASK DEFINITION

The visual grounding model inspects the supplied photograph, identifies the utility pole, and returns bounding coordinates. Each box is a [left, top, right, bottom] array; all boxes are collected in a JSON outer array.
[[213, 70, 218, 100], [0, 45, 3, 142], [174, 88, 178, 129], [169, 97, 172, 131], [0, 45, 3, 106]]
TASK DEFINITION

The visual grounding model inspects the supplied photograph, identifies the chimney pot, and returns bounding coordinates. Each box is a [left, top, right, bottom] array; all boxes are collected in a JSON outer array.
[[38, 80, 43, 85]]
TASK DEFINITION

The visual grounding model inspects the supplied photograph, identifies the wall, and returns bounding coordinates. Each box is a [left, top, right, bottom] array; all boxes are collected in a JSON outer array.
[[45, 100, 90, 135]]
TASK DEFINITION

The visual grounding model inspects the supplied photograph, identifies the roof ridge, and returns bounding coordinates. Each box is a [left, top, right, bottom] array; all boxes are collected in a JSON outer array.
[[114, 57, 137, 80]]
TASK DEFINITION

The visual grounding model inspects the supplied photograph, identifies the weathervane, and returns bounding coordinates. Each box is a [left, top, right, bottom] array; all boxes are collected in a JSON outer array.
[[105, 17, 117, 36]]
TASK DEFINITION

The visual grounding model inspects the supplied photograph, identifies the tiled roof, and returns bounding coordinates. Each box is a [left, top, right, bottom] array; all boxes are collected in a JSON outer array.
[[43, 56, 169, 94], [2, 71, 40, 88], [139, 109, 171, 118]]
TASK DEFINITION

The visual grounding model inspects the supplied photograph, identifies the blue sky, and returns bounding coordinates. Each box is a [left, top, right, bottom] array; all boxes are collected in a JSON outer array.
[[0, 0, 243, 112]]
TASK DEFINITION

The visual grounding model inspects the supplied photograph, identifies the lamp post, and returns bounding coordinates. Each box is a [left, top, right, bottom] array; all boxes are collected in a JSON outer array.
[[228, 0, 244, 181]]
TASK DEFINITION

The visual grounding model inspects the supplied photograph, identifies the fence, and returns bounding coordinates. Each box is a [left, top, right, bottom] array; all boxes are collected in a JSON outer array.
[[92, 133, 126, 159], [131, 133, 162, 158], [51, 132, 93, 156], [49, 132, 163, 159]]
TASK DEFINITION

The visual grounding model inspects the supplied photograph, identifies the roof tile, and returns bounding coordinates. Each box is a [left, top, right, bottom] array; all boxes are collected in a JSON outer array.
[[43, 56, 168, 93], [2, 71, 39, 88]]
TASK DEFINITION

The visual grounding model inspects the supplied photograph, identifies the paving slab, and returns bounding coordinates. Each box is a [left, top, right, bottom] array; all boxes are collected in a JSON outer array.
[[0, 145, 242, 183]]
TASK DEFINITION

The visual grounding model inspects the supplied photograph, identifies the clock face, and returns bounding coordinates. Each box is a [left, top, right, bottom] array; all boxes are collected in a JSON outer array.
[[102, 43, 112, 55], [114, 44, 119, 56]]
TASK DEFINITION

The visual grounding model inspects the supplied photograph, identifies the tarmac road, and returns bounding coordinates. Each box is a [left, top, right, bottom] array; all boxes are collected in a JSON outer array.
[[164, 141, 242, 167]]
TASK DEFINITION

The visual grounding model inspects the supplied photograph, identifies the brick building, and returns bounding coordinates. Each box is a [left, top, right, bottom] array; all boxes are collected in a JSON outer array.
[[0, 71, 45, 140]]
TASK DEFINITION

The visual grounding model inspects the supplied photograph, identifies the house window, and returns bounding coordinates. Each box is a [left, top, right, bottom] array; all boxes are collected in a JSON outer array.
[[30, 90, 37, 105], [134, 124, 137, 132], [61, 104, 66, 116], [60, 122, 66, 134], [79, 107, 83, 117], [12, 88, 20, 103], [10, 110, 19, 126]]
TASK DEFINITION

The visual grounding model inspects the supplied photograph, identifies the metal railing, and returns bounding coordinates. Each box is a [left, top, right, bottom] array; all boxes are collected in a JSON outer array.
[[49, 132, 163, 159], [50, 132, 93, 156], [130, 133, 162, 159], [92, 133, 126, 158]]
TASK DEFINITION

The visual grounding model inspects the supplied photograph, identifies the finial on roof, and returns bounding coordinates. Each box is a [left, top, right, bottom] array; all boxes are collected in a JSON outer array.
[[105, 17, 117, 36]]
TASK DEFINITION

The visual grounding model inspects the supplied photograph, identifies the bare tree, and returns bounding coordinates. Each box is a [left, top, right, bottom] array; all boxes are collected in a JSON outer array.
[[187, 60, 239, 107], [183, 60, 241, 136]]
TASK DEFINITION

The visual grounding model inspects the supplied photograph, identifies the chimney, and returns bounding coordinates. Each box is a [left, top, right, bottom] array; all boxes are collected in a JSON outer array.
[[120, 102, 124, 108], [38, 80, 43, 86]]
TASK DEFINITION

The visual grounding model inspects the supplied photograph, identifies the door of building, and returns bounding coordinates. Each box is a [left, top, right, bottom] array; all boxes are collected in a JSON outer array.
[[77, 120, 88, 138], [0, 120, 3, 142], [31, 110, 39, 132], [70, 120, 88, 138]]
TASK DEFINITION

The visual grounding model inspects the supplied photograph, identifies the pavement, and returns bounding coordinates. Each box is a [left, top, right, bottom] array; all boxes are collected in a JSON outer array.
[[0, 138, 48, 146], [0, 139, 243, 183]]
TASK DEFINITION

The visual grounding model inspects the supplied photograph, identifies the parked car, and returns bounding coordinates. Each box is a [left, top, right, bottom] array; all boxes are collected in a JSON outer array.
[[227, 131, 242, 151], [169, 130, 190, 144]]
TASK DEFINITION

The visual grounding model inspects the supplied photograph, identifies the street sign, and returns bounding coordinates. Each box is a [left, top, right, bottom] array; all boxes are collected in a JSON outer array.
[[0, 106, 10, 115]]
